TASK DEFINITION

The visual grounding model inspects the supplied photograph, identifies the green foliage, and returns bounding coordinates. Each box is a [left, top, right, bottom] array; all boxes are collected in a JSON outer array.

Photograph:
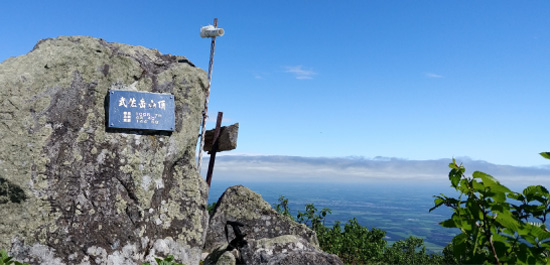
[[296, 203, 331, 229], [431, 154, 550, 264], [273, 195, 292, 217], [383, 236, 444, 265], [207, 202, 217, 215], [143, 255, 184, 265], [0, 249, 29, 265], [316, 218, 387, 264], [284, 200, 443, 264]]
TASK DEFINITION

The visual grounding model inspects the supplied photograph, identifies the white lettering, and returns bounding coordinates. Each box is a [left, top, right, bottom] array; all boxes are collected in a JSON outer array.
[[139, 98, 146, 109], [119, 97, 127, 108], [123, 112, 131, 122], [158, 100, 166, 110]]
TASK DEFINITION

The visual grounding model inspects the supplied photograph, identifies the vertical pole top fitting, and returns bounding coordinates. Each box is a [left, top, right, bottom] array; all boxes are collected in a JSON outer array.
[[200, 25, 225, 38]]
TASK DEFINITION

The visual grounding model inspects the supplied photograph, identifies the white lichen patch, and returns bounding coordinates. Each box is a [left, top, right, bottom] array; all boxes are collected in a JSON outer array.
[[141, 175, 152, 190], [154, 178, 164, 189], [96, 149, 109, 165], [144, 238, 199, 265], [29, 243, 65, 265]]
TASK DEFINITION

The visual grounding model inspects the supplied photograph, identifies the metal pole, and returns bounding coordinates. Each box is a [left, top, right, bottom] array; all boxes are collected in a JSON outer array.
[[198, 18, 218, 173], [206, 112, 223, 187]]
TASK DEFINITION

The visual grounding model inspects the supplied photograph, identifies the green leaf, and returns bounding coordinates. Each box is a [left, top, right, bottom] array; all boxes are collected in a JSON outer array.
[[449, 158, 458, 169], [528, 224, 550, 241], [507, 191, 523, 201], [1, 249, 14, 265], [430, 201, 444, 213], [523, 185, 549, 202], [471, 179, 485, 192], [495, 211, 520, 231], [440, 218, 456, 228], [526, 185, 548, 195], [540, 152, 550, 160], [448, 159, 465, 189], [540, 241, 550, 249], [451, 233, 468, 254], [474, 171, 510, 192]]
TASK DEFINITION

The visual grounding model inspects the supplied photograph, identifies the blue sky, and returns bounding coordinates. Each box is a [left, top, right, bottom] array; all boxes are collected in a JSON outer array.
[[1, 1, 550, 168]]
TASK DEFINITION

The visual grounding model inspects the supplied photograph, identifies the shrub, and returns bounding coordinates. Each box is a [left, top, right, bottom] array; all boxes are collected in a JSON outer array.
[[275, 196, 443, 264], [430, 153, 550, 264]]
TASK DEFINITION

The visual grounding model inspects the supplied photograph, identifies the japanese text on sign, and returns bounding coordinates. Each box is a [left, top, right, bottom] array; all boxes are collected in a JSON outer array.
[[108, 90, 175, 131]]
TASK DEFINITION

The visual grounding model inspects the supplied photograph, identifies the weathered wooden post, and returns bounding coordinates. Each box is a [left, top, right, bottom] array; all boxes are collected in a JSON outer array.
[[205, 112, 223, 186], [204, 113, 239, 187]]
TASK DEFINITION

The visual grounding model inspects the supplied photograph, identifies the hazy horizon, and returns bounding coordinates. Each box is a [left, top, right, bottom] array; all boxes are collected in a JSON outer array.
[[201, 154, 550, 189]]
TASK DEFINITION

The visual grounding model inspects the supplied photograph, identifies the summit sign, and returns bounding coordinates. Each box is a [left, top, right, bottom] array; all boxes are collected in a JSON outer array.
[[107, 90, 175, 131]]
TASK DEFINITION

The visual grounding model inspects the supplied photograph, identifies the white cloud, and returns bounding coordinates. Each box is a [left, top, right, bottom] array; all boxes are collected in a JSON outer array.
[[425, 72, 444, 78], [202, 155, 550, 188], [284, 65, 317, 80]]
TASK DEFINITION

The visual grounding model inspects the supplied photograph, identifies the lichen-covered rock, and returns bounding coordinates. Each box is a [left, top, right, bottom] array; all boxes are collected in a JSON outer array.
[[265, 250, 343, 265], [204, 185, 318, 253], [215, 251, 236, 265], [0, 36, 209, 265], [202, 245, 229, 265], [241, 235, 343, 265]]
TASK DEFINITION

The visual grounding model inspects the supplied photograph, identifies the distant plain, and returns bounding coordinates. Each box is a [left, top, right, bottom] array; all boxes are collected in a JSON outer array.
[[208, 180, 461, 253]]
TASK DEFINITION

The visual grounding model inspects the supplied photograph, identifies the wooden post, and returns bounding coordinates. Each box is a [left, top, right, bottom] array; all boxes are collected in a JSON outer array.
[[206, 112, 223, 187]]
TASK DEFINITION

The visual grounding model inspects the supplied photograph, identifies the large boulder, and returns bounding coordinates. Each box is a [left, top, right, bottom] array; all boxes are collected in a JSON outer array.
[[204, 185, 318, 253], [204, 185, 343, 265], [0, 36, 209, 264]]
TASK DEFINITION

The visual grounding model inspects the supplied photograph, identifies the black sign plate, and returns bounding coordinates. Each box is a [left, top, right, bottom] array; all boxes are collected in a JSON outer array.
[[108, 90, 175, 131]]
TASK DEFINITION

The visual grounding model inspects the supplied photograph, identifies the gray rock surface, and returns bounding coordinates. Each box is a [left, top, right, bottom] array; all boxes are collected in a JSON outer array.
[[204, 185, 318, 253], [266, 250, 344, 265], [0, 36, 209, 265], [241, 235, 343, 265], [215, 251, 237, 265], [202, 245, 229, 265], [204, 185, 343, 265]]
